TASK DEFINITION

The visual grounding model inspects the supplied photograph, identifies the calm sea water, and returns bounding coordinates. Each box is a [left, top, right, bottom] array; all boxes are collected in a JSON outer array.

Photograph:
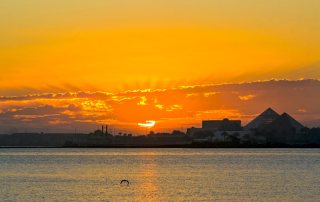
[[0, 148, 319, 202]]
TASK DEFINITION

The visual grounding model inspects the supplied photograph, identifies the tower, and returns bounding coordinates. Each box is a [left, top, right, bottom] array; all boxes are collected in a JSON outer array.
[[105, 125, 108, 135]]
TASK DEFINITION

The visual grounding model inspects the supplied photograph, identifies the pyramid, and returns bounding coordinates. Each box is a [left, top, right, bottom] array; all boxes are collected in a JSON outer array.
[[266, 113, 304, 133], [244, 108, 280, 130]]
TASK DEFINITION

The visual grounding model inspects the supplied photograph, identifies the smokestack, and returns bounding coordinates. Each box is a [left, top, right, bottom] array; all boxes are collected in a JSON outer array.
[[101, 125, 104, 134], [105, 125, 108, 135]]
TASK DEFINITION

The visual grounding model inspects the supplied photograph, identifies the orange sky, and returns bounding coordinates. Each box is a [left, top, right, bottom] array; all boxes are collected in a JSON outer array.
[[0, 80, 319, 134], [0, 1, 320, 133]]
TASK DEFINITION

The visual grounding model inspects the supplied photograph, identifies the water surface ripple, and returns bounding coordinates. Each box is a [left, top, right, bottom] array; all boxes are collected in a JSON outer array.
[[0, 148, 319, 201]]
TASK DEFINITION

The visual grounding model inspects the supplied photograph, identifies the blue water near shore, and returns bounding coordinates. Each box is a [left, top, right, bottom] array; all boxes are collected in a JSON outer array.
[[0, 148, 319, 201]]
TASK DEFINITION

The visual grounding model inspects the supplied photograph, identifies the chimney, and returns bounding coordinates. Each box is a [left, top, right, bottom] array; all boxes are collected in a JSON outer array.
[[105, 125, 108, 135], [101, 125, 104, 134]]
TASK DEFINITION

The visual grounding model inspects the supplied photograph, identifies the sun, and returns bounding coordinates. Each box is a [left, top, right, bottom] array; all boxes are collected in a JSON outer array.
[[138, 120, 156, 128]]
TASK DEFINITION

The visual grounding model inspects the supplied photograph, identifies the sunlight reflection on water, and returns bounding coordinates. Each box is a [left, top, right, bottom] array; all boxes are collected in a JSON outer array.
[[0, 148, 319, 201]]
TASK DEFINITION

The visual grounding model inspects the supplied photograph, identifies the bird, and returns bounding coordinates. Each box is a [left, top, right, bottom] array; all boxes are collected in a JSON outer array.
[[120, 180, 130, 185]]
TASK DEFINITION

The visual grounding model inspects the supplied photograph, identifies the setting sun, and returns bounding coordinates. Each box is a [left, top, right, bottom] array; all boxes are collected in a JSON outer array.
[[138, 120, 156, 128]]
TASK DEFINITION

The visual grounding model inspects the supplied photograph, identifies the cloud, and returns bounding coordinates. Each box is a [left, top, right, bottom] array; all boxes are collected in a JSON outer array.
[[137, 96, 147, 106], [239, 94, 256, 101], [0, 79, 319, 133], [203, 92, 218, 97], [298, 109, 307, 113]]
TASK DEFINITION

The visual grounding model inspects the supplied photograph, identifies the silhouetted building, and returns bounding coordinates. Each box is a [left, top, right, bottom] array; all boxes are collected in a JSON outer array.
[[202, 119, 242, 131], [187, 118, 242, 139], [262, 113, 305, 144], [244, 108, 280, 131], [244, 108, 306, 144]]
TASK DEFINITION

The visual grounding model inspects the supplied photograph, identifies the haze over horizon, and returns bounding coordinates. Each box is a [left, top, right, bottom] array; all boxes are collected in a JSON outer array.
[[0, 79, 319, 134], [0, 0, 320, 133]]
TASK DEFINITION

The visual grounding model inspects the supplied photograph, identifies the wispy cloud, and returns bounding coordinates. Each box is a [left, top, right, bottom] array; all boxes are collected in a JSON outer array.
[[0, 79, 319, 133], [239, 94, 256, 101]]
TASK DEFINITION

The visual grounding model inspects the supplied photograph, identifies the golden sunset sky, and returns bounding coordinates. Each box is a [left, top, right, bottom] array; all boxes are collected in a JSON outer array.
[[0, 0, 319, 133]]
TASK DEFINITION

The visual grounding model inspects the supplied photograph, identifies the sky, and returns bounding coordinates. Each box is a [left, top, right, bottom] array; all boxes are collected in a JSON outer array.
[[0, 0, 319, 133]]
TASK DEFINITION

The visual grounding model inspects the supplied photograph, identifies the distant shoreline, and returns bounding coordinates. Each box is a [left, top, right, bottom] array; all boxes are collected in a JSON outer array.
[[1, 144, 320, 149]]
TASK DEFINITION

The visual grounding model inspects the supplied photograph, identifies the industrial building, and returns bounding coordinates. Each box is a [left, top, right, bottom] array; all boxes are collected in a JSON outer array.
[[202, 119, 242, 131]]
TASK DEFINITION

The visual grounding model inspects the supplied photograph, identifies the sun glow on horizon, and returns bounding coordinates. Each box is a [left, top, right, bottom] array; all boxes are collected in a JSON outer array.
[[138, 120, 156, 128], [0, 0, 320, 133]]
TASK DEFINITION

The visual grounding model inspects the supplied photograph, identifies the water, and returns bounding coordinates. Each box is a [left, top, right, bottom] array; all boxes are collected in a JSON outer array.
[[0, 148, 319, 202]]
